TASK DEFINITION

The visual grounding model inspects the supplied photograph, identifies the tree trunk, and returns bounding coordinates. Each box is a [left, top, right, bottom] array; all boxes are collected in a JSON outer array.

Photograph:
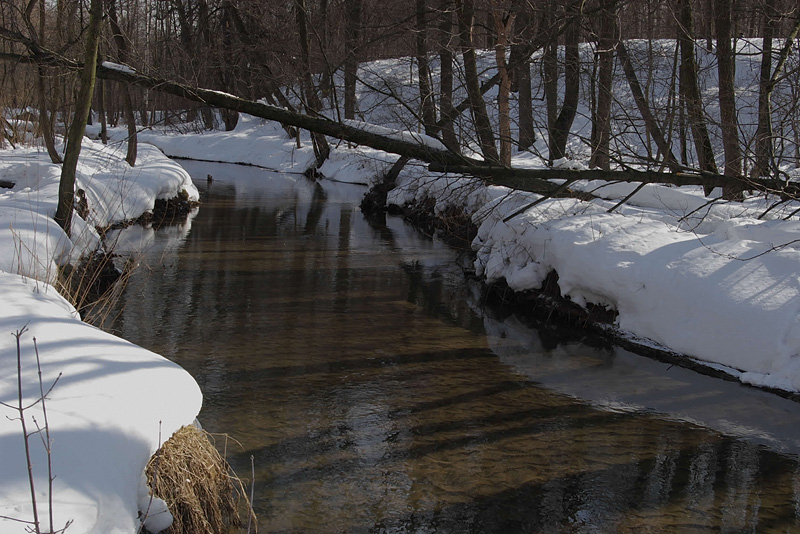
[[714, 0, 743, 198], [416, 0, 437, 135], [493, 7, 514, 166], [106, 0, 137, 166], [752, 3, 800, 178], [542, 5, 558, 137], [97, 78, 108, 144], [33, 0, 62, 164], [437, 0, 459, 151], [753, 0, 777, 178], [548, 2, 580, 164], [589, 1, 617, 170], [295, 0, 330, 167], [511, 5, 535, 151], [676, 0, 718, 188], [455, 0, 499, 163], [344, 0, 361, 120], [55, 0, 103, 236]]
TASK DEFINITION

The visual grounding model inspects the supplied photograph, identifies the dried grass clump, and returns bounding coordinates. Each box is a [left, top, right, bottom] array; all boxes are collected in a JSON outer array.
[[144, 425, 255, 534]]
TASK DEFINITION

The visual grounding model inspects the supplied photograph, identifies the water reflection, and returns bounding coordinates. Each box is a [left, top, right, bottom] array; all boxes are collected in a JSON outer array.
[[107, 161, 800, 533]]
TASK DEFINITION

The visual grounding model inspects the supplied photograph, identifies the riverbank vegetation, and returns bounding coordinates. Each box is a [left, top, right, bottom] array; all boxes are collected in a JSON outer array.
[[3, 0, 800, 532]]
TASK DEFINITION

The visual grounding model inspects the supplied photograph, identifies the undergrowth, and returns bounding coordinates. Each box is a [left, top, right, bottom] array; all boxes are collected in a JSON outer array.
[[144, 426, 256, 534]]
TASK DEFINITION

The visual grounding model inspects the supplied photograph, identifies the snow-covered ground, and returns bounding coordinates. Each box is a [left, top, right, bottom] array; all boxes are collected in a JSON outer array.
[[138, 114, 800, 395], [0, 137, 201, 533], [3, 35, 800, 532]]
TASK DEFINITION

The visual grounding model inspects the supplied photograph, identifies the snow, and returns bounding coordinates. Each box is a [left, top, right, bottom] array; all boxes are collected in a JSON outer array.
[[3, 36, 800, 532], [133, 112, 800, 395], [100, 61, 136, 74], [0, 139, 201, 533]]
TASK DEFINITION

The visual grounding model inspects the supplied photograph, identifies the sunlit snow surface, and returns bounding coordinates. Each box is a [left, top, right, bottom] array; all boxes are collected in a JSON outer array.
[[0, 138, 201, 533], [3, 59, 800, 528]]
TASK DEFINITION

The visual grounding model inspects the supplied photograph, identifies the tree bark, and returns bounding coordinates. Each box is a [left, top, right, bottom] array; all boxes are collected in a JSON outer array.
[[589, 1, 617, 170], [676, 0, 718, 188], [416, 0, 437, 135], [54, 0, 103, 236], [455, 0, 499, 163], [106, 0, 137, 166], [511, 4, 535, 150], [32, 0, 62, 164], [493, 7, 515, 166], [437, 0, 459, 151], [344, 0, 362, 120], [542, 5, 558, 137], [714, 0, 743, 198], [753, 0, 776, 178], [548, 1, 580, 164], [295, 0, 330, 167]]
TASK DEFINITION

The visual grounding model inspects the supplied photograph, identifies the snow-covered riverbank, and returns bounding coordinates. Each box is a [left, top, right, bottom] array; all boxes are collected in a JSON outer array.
[[3, 106, 800, 531], [0, 137, 201, 533], [145, 116, 800, 396]]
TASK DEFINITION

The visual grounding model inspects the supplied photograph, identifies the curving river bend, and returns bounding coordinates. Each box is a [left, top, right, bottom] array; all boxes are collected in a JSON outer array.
[[105, 161, 800, 533]]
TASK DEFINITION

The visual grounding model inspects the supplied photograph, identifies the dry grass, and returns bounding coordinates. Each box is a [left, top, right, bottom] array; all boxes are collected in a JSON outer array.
[[144, 425, 255, 534]]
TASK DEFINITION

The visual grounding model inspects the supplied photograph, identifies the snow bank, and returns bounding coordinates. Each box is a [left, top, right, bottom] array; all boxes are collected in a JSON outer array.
[[135, 113, 800, 395], [138, 114, 317, 172], [0, 272, 202, 533], [0, 139, 203, 533], [392, 168, 800, 393], [0, 138, 198, 283]]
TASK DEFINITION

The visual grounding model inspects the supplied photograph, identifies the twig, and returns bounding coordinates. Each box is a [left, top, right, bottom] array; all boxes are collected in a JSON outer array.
[[13, 326, 41, 534], [247, 455, 255, 534], [33, 337, 54, 534]]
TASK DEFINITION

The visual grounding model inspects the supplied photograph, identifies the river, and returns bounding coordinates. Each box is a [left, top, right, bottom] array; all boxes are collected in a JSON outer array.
[[104, 160, 800, 533]]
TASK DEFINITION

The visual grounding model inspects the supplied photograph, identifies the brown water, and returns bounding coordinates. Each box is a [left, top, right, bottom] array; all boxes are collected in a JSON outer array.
[[106, 161, 800, 533]]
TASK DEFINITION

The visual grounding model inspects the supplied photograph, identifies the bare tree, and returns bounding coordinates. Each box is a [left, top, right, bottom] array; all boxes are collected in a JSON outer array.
[[548, 1, 581, 164], [344, 0, 362, 119], [676, 0, 718, 186], [714, 0, 744, 198], [456, 0, 499, 163], [437, 0, 459, 151], [510, 1, 535, 151], [492, 2, 515, 166], [295, 0, 331, 167], [589, 0, 618, 170], [55, 0, 103, 235], [105, 0, 138, 166], [416, 0, 437, 134]]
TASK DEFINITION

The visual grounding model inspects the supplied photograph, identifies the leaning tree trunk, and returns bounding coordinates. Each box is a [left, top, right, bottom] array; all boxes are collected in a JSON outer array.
[[295, 0, 330, 168], [106, 0, 137, 166], [676, 0, 718, 190], [548, 1, 580, 164], [617, 42, 679, 169], [55, 0, 103, 236], [455, 0, 499, 163]]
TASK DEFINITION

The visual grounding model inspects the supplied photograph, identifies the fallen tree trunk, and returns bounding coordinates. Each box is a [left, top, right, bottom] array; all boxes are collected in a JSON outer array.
[[0, 39, 476, 168], [428, 164, 800, 199], [1, 42, 797, 201]]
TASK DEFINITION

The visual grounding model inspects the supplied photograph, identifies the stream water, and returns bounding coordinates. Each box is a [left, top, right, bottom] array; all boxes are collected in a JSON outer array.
[[105, 161, 800, 533]]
